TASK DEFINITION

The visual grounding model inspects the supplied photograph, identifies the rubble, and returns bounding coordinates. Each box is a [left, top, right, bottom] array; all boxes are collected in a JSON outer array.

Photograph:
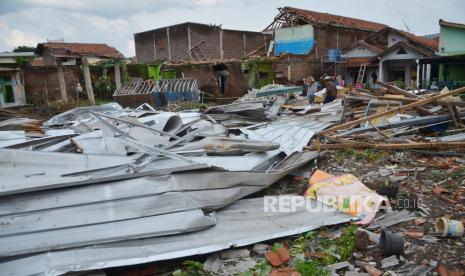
[[1, 78, 465, 275]]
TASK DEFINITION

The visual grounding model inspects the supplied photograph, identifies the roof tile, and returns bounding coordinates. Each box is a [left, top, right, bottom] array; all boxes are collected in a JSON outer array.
[[38, 42, 123, 59], [283, 7, 386, 32]]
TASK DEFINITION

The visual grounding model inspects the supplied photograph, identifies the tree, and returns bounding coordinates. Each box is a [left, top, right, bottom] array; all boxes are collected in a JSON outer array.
[[13, 45, 36, 52]]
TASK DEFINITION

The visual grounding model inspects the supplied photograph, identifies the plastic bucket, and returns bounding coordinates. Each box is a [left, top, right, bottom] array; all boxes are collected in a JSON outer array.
[[380, 229, 404, 255], [435, 217, 464, 237]]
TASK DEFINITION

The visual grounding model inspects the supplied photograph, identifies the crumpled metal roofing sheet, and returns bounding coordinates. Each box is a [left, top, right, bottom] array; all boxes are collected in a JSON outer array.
[[426, 132, 465, 142], [241, 116, 333, 154], [0, 209, 216, 257], [0, 196, 353, 276]]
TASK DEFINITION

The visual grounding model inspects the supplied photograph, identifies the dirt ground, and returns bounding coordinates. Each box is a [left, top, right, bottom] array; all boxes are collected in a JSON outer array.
[[103, 149, 465, 276]]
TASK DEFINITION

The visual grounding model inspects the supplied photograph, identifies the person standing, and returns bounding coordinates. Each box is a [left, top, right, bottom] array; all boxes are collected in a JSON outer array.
[[323, 76, 337, 104], [307, 76, 318, 105]]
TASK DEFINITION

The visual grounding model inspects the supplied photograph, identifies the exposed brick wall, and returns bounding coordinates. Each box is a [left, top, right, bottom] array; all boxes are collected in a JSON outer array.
[[288, 25, 375, 60], [134, 31, 155, 64], [167, 24, 189, 62], [273, 58, 320, 84], [134, 23, 270, 63], [163, 61, 250, 99], [41, 48, 58, 66], [221, 30, 245, 59], [23, 65, 80, 103], [189, 23, 222, 60]]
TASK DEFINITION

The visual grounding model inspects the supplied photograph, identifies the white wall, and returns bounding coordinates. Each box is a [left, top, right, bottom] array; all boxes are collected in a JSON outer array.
[[345, 46, 377, 58], [387, 31, 407, 48], [380, 45, 421, 62]]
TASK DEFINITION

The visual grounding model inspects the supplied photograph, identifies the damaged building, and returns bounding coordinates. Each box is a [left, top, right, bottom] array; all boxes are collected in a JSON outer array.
[[134, 22, 271, 63], [263, 6, 386, 81]]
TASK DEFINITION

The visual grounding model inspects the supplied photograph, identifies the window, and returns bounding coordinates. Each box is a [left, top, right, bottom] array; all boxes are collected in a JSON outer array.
[[396, 48, 407, 55], [259, 72, 268, 79], [2, 84, 15, 103]]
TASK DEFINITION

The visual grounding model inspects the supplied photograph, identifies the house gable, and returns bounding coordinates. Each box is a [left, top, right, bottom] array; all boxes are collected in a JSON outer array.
[[345, 44, 378, 57], [387, 31, 408, 48], [380, 43, 424, 61]]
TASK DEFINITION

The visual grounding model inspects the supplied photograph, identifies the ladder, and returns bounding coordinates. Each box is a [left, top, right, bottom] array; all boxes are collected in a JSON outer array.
[[356, 63, 367, 87]]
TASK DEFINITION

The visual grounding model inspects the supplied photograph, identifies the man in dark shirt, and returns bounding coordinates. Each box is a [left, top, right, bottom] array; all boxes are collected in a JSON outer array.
[[323, 76, 337, 103]]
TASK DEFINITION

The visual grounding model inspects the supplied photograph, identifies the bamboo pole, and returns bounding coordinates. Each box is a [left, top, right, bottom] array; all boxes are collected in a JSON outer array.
[[319, 85, 465, 136], [305, 141, 465, 151]]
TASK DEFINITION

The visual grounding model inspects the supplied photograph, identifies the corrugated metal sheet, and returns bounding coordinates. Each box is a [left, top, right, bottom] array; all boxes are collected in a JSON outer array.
[[0, 196, 353, 276], [241, 100, 342, 154]]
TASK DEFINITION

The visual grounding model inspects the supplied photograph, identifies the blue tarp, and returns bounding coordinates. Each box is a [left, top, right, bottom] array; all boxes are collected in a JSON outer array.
[[275, 39, 314, 55]]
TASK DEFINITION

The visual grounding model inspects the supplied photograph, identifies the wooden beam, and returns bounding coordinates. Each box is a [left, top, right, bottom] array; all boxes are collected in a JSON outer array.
[[318, 85, 465, 136], [346, 94, 465, 107], [376, 82, 418, 98], [447, 102, 460, 128], [305, 141, 465, 151], [82, 57, 96, 106]]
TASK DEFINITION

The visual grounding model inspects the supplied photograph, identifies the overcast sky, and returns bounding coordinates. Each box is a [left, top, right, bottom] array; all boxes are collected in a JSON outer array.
[[1, 0, 464, 56]]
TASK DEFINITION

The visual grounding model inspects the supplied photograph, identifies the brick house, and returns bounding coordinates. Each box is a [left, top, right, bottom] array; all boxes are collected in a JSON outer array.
[[32, 42, 124, 104], [343, 27, 438, 88], [0, 52, 35, 107], [263, 6, 386, 82], [134, 22, 271, 63]]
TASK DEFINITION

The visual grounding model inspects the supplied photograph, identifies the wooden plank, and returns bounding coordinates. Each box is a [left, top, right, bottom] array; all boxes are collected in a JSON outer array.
[[305, 141, 465, 151], [318, 85, 465, 136], [447, 102, 460, 128], [347, 94, 465, 107], [376, 82, 419, 98]]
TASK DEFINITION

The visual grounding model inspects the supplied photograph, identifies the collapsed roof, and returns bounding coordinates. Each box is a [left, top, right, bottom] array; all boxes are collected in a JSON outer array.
[[264, 6, 387, 32]]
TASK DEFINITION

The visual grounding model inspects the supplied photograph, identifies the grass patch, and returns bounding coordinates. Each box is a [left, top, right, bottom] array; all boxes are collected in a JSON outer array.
[[239, 260, 272, 276], [173, 260, 211, 276], [335, 148, 384, 164], [295, 258, 330, 276]]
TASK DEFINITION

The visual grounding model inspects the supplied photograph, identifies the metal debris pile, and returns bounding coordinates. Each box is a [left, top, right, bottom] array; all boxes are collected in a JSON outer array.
[[0, 98, 347, 275], [307, 82, 465, 151]]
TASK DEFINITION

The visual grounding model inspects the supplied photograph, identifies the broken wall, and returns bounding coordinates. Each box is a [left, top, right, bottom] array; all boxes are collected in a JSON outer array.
[[164, 61, 250, 100], [23, 65, 80, 104], [134, 23, 270, 63]]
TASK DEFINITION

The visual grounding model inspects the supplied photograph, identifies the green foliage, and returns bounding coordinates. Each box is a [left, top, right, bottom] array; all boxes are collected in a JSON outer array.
[[172, 260, 210, 276], [294, 258, 330, 276], [337, 224, 357, 260], [354, 149, 384, 163], [304, 231, 317, 240], [335, 148, 383, 164], [271, 242, 284, 252], [289, 236, 306, 257], [93, 76, 115, 100], [14, 57, 30, 66], [245, 59, 274, 89], [239, 260, 272, 276], [13, 45, 35, 52], [394, 79, 405, 89], [335, 148, 356, 164], [91, 60, 115, 100], [127, 64, 149, 80]]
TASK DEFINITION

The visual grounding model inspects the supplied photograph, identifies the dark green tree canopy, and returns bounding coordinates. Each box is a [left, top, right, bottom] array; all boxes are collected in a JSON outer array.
[[13, 45, 36, 52]]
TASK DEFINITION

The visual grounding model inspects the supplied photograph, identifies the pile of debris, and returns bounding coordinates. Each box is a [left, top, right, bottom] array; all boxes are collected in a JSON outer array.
[[0, 97, 348, 275], [307, 82, 465, 151], [1, 80, 465, 275]]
